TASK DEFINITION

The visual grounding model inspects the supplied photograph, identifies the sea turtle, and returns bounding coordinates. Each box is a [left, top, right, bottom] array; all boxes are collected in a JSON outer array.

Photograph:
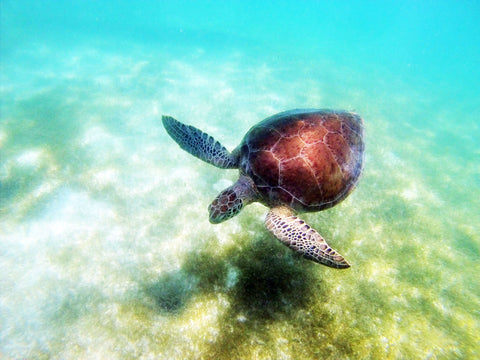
[[162, 109, 364, 269]]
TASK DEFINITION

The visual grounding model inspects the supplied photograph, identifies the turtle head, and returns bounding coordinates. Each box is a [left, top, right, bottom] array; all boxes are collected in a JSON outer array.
[[208, 175, 258, 224], [208, 188, 244, 224]]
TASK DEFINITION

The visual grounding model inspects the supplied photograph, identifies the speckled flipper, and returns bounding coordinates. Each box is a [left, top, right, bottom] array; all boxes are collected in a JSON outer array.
[[162, 115, 238, 169], [265, 206, 350, 269], [208, 175, 258, 223]]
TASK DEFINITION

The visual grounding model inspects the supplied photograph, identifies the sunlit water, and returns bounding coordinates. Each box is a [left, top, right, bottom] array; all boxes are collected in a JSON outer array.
[[1, 1, 479, 359]]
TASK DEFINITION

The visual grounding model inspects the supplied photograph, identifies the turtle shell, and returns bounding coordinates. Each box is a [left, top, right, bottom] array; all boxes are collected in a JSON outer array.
[[237, 109, 364, 212]]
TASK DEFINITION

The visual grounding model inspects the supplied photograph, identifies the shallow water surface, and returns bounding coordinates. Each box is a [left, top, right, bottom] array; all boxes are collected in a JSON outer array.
[[1, 1, 479, 359]]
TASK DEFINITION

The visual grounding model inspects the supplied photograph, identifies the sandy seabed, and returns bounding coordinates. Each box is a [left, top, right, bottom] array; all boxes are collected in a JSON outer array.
[[1, 41, 479, 359]]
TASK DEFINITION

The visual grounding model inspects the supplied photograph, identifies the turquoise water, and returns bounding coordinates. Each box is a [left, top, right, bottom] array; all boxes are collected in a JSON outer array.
[[1, 1, 479, 359]]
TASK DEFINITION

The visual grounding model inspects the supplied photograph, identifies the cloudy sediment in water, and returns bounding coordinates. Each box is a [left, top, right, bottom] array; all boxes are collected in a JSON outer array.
[[1, 1, 479, 359]]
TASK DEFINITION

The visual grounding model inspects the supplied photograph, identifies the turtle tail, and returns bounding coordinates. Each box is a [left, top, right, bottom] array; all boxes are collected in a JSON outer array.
[[162, 115, 238, 169]]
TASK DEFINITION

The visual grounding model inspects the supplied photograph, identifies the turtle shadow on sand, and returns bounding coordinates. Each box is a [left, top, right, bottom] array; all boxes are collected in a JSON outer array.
[[143, 224, 326, 319], [143, 270, 198, 314], [141, 227, 332, 358]]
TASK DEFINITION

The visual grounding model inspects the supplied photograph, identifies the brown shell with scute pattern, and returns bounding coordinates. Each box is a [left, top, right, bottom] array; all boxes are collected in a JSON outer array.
[[236, 109, 364, 212]]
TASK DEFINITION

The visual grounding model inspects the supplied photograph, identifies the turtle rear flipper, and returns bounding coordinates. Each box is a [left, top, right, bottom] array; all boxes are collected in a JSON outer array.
[[162, 115, 238, 169], [265, 206, 350, 269]]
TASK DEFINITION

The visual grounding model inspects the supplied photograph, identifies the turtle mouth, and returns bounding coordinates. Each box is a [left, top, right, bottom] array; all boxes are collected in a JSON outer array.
[[208, 202, 223, 224]]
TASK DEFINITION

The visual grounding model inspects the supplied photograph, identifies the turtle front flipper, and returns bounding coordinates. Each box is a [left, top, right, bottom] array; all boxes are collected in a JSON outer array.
[[208, 175, 258, 224], [265, 206, 350, 269], [162, 115, 238, 169]]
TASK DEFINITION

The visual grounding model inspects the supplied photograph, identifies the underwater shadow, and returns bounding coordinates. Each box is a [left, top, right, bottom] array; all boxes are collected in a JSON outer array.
[[223, 235, 318, 319], [173, 234, 319, 321], [143, 228, 322, 318], [142, 270, 198, 315], [185, 231, 330, 358], [177, 231, 322, 318], [139, 223, 333, 357]]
